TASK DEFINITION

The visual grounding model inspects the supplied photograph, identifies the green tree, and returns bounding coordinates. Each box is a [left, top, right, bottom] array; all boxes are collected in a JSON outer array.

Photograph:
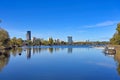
[[10, 37, 17, 46], [33, 38, 41, 46], [42, 40, 49, 45], [110, 23, 120, 45], [48, 37, 53, 45], [116, 23, 120, 34], [26, 40, 32, 46], [16, 38, 23, 46], [10, 37, 23, 47], [0, 28, 10, 48]]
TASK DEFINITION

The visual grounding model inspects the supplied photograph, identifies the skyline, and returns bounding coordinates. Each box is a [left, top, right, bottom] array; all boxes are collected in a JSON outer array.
[[0, 0, 120, 41]]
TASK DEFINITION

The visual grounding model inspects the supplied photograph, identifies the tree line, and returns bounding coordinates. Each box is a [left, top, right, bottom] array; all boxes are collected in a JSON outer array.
[[0, 28, 26, 49], [110, 23, 120, 45], [1, 26, 112, 50], [0, 27, 110, 50], [0, 28, 67, 49]]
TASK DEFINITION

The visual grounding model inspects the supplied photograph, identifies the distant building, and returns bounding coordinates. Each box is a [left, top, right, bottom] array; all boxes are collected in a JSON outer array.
[[57, 39, 60, 44], [68, 36, 73, 45], [54, 39, 60, 45], [26, 31, 31, 40], [32, 37, 36, 42]]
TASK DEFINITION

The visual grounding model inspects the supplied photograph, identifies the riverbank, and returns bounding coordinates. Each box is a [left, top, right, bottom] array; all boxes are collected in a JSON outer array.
[[107, 45, 120, 64], [111, 45, 120, 62], [110, 45, 120, 54], [0, 46, 12, 50]]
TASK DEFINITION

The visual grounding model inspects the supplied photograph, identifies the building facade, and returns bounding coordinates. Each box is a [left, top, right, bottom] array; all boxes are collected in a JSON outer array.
[[68, 36, 73, 45], [26, 31, 31, 40]]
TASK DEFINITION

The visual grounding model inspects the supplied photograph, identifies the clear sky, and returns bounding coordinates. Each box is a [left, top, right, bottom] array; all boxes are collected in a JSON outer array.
[[0, 0, 120, 41]]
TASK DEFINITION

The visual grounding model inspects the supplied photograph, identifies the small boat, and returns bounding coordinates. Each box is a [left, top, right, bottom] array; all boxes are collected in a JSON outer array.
[[104, 46, 116, 54]]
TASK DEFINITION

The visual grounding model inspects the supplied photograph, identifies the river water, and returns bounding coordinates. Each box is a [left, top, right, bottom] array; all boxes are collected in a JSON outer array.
[[0, 45, 120, 80]]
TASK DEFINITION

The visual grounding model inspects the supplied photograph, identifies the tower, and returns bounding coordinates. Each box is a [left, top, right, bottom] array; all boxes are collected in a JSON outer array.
[[26, 31, 31, 40], [68, 36, 73, 45]]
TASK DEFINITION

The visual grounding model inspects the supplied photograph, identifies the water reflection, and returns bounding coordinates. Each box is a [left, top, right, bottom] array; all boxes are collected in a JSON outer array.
[[49, 48, 53, 53], [11, 48, 22, 56], [31, 47, 72, 54], [26, 48, 31, 59], [103, 50, 120, 76], [114, 53, 120, 75], [32, 48, 63, 54], [68, 48, 72, 53], [1, 46, 120, 77], [0, 50, 10, 71]]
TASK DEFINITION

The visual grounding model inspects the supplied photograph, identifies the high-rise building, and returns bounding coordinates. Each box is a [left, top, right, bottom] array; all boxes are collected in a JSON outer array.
[[26, 31, 31, 40], [68, 36, 73, 45], [32, 37, 36, 42]]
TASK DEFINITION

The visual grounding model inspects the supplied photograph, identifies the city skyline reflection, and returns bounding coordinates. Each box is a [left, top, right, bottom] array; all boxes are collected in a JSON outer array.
[[0, 46, 120, 78]]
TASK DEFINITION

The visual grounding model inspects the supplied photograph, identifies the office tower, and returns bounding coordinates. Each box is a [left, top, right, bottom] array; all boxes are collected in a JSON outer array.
[[68, 36, 73, 45], [26, 31, 31, 40]]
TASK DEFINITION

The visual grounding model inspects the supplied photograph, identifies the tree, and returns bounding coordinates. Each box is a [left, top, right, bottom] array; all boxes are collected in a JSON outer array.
[[116, 23, 120, 34], [42, 40, 49, 45], [10, 37, 23, 47], [10, 37, 17, 46], [48, 37, 53, 45], [0, 28, 10, 48], [16, 38, 23, 46], [33, 38, 41, 46], [26, 40, 32, 46], [110, 23, 120, 45]]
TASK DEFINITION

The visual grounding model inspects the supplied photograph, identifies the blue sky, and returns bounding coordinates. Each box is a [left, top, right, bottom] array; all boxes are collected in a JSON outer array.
[[0, 0, 120, 41]]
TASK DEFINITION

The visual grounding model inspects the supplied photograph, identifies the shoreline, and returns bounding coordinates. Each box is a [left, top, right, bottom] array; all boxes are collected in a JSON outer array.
[[108, 45, 120, 53]]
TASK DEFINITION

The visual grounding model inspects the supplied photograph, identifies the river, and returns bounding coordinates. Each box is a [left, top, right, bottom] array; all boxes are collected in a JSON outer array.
[[0, 45, 120, 80]]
